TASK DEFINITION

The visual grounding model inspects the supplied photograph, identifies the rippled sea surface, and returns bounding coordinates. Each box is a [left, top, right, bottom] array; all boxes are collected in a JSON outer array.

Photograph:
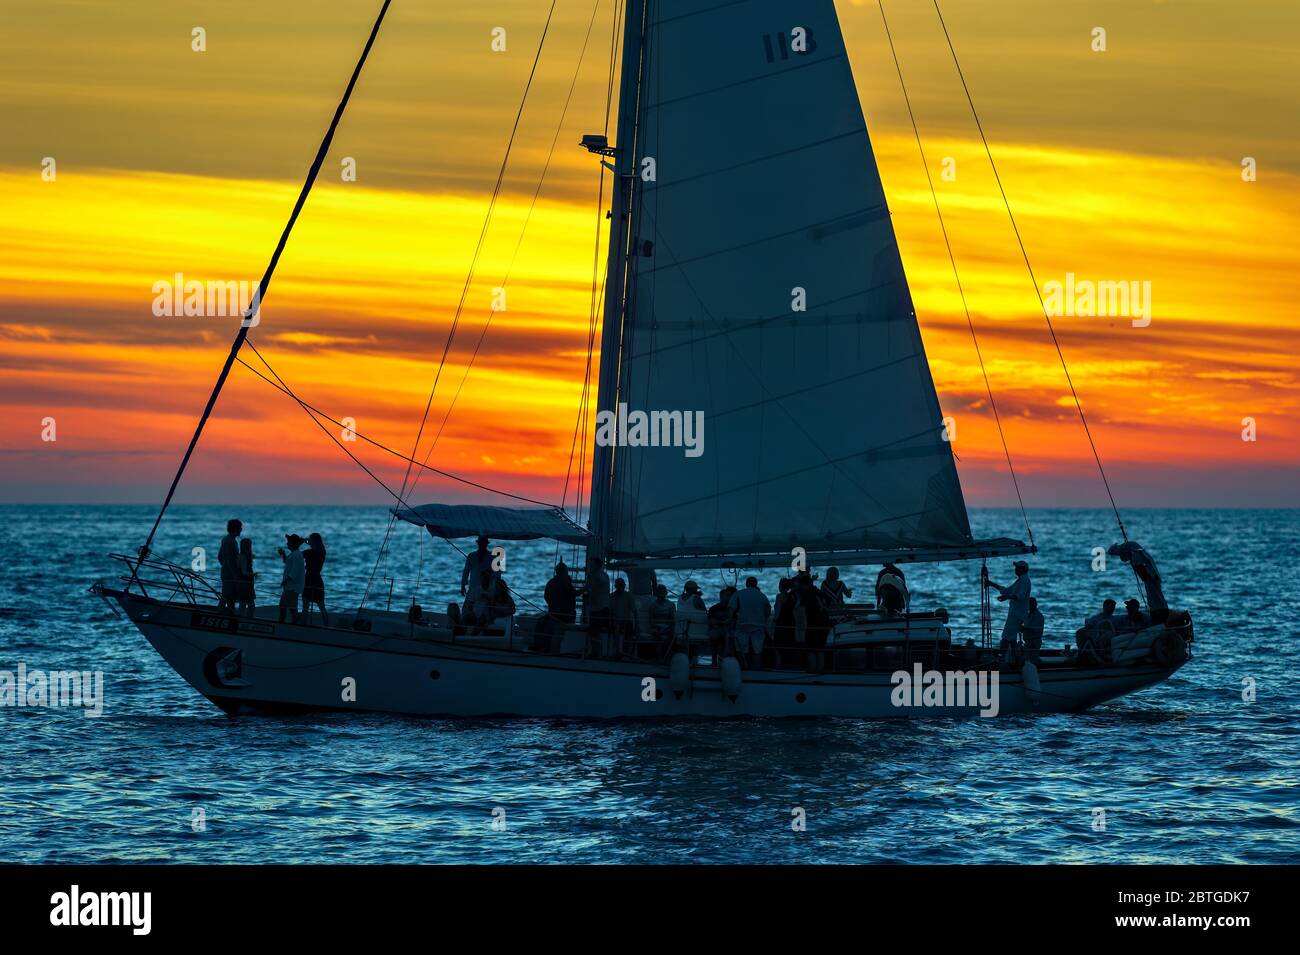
[[0, 505, 1295, 863]]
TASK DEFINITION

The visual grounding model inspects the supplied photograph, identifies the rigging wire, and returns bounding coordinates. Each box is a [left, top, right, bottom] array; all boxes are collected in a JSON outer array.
[[240, 340, 414, 509], [362, 0, 560, 607], [559, 0, 624, 566], [560, 258, 607, 548], [410, 0, 607, 512], [234, 350, 561, 507], [631, 0, 665, 553], [129, 0, 394, 584], [437, 536, 544, 614], [237, 1, 602, 522], [397, 0, 561, 497], [239, 344, 545, 614], [598, 0, 652, 561], [557, 258, 606, 566], [877, 0, 1034, 550], [230, 1, 606, 597], [388, 0, 604, 583], [931, 0, 1128, 542]]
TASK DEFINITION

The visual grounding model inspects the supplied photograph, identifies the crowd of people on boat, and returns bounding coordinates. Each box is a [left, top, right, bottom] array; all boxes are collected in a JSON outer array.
[[215, 519, 329, 624], [985, 541, 1167, 666], [450, 534, 517, 633], [206, 521, 918, 667], [1069, 543, 1167, 661], [524, 556, 916, 671], [207, 520, 1168, 671]]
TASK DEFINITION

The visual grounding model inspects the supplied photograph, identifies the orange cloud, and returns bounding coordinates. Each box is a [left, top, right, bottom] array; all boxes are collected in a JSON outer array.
[[1, 132, 1296, 505]]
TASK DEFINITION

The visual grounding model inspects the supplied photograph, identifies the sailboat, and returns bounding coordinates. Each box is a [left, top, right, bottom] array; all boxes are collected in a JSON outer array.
[[95, 0, 1193, 718]]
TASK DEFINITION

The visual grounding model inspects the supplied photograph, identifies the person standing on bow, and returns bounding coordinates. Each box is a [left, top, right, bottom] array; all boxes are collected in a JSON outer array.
[[217, 518, 243, 613], [235, 537, 257, 618], [988, 560, 1031, 662], [302, 532, 328, 626], [277, 534, 306, 624]]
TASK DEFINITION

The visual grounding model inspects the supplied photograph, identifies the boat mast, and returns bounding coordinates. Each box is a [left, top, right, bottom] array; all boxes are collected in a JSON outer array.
[[587, 0, 649, 562], [129, 0, 393, 588]]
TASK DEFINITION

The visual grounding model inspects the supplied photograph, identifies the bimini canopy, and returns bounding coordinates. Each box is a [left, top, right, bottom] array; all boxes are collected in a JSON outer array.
[[393, 503, 591, 545]]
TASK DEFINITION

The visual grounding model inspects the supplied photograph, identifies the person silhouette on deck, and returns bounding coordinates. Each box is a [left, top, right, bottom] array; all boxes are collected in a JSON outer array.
[[820, 566, 853, 605], [1085, 598, 1118, 630], [729, 576, 772, 670], [988, 560, 1031, 662], [585, 556, 612, 653], [217, 519, 243, 612], [1079, 598, 1118, 661], [609, 577, 638, 648], [649, 584, 676, 649], [302, 532, 328, 626], [461, 535, 494, 602], [545, 562, 577, 625], [875, 562, 909, 614], [1108, 541, 1167, 623], [795, 572, 831, 673], [529, 562, 574, 652], [236, 537, 256, 618], [1122, 597, 1150, 629], [478, 572, 515, 632], [278, 534, 306, 624], [675, 580, 708, 638], [467, 567, 497, 632], [1020, 597, 1045, 666], [772, 577, 798, 667], [707, 586, 737, 663]]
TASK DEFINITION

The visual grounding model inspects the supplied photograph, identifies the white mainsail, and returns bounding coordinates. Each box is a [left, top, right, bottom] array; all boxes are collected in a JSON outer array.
[[592, 0, 990, 564]]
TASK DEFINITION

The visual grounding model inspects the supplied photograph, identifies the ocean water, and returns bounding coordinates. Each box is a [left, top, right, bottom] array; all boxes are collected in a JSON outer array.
[[0, 504, 1295, 864]]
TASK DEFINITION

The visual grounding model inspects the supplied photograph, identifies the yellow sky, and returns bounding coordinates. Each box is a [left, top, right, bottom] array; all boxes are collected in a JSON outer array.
[[1, 0, 1297, 505]]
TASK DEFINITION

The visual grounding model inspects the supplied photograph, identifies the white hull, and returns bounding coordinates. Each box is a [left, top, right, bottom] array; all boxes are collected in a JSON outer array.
[[107, 590, 1185, 719]]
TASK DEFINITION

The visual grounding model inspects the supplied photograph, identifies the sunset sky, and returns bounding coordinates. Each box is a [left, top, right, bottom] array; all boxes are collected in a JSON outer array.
[[1, 0, 1297, 509]]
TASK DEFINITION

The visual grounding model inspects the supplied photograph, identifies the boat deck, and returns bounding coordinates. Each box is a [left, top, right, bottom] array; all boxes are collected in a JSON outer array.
[[104, 588, 1137, 678], [98, 554, 1187, 679]]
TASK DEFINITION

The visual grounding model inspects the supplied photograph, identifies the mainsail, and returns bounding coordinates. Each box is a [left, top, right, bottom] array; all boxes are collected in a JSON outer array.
[[590, 0, 1010, 566]]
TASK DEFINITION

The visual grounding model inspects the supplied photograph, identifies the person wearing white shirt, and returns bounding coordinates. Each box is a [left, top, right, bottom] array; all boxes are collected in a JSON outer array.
[[278, 533, 306, 624], [728, 577, 772, 669], [675, 580, 708, 654], [988, 560, 1031, 662]]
